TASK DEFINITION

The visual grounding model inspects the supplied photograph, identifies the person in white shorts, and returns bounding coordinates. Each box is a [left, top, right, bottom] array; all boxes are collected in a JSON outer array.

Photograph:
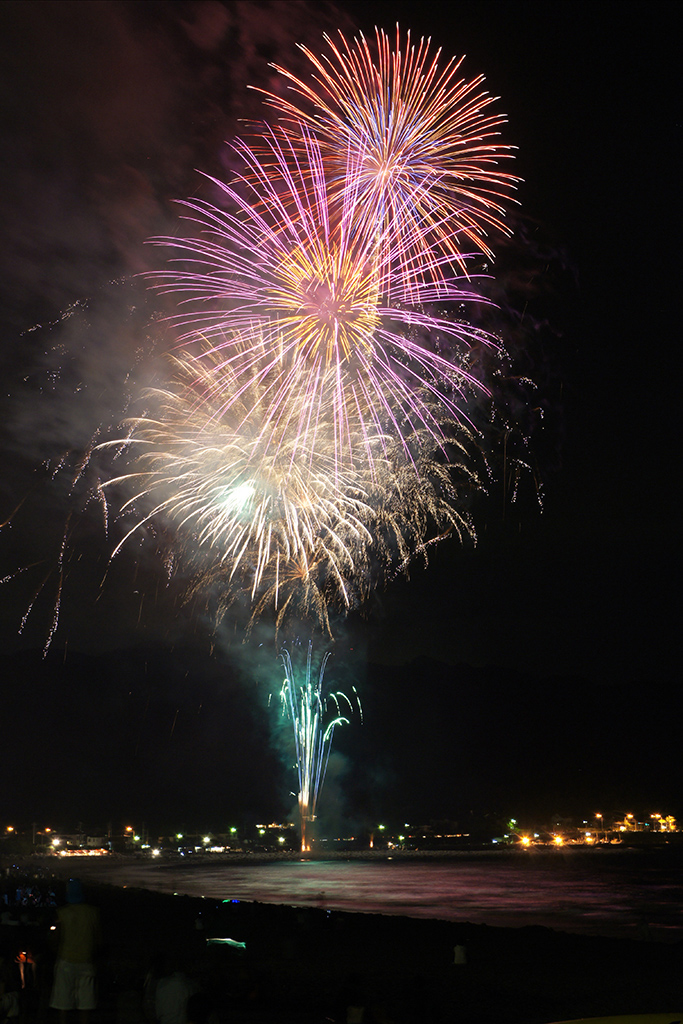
[[50, 880, 101, 1024]]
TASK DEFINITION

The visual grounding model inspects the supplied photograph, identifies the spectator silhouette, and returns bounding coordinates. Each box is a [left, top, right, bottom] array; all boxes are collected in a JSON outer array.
[[49, 880, 101, 1024]]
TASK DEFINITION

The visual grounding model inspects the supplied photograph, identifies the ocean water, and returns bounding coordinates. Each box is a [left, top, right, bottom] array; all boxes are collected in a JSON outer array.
[[66, 849, 683, 943]]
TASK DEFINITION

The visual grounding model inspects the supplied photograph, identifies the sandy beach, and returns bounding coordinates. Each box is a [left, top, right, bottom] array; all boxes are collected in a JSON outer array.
[[3, 861, 683, 1024]]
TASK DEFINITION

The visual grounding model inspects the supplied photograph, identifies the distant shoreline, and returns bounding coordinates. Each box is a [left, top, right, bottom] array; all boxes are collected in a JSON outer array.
[[22, 839, 683, 871]]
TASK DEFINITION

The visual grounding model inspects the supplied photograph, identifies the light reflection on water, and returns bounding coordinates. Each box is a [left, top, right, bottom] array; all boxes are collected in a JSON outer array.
[[78, 853, 683, 941]]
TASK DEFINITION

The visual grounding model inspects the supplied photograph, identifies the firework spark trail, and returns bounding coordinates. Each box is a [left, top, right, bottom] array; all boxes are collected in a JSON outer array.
[[280, 643, 357, 852], [16, 516, 71, 654]]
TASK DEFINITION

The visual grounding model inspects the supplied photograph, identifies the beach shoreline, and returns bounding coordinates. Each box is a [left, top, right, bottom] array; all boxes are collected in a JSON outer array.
[[24, 845, 683, 943], [3, 857, 683, 1023]]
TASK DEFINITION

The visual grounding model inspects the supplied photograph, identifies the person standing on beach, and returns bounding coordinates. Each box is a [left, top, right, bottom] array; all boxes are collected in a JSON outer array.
[[49, 880, 101, 1024]]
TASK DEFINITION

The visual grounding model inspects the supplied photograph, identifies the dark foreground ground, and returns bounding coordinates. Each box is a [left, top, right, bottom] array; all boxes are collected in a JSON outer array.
[[3, 871, 683, 1024]]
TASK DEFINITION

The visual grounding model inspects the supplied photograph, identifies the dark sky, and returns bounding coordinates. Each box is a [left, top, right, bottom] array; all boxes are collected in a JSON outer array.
[[0, 1, 680, 832]]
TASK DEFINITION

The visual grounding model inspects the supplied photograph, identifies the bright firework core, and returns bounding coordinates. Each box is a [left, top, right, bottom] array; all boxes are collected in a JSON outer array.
[[216, 482, 255, 517]]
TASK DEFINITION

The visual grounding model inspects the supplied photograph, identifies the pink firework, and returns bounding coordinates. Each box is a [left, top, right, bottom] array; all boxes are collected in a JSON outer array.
[[150, 127, 499, 475]]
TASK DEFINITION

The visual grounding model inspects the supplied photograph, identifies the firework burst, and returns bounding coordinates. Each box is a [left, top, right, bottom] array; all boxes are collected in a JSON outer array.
[[151, 127, 499, 474], [101, 26, 518, 639], [101, 350, 371, 614], [100, 346, 483, 637], [259, 27, 519, 276]]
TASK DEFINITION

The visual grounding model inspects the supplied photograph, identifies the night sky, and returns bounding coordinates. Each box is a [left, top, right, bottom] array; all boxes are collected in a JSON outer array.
[[0, 1, 679, 834]]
